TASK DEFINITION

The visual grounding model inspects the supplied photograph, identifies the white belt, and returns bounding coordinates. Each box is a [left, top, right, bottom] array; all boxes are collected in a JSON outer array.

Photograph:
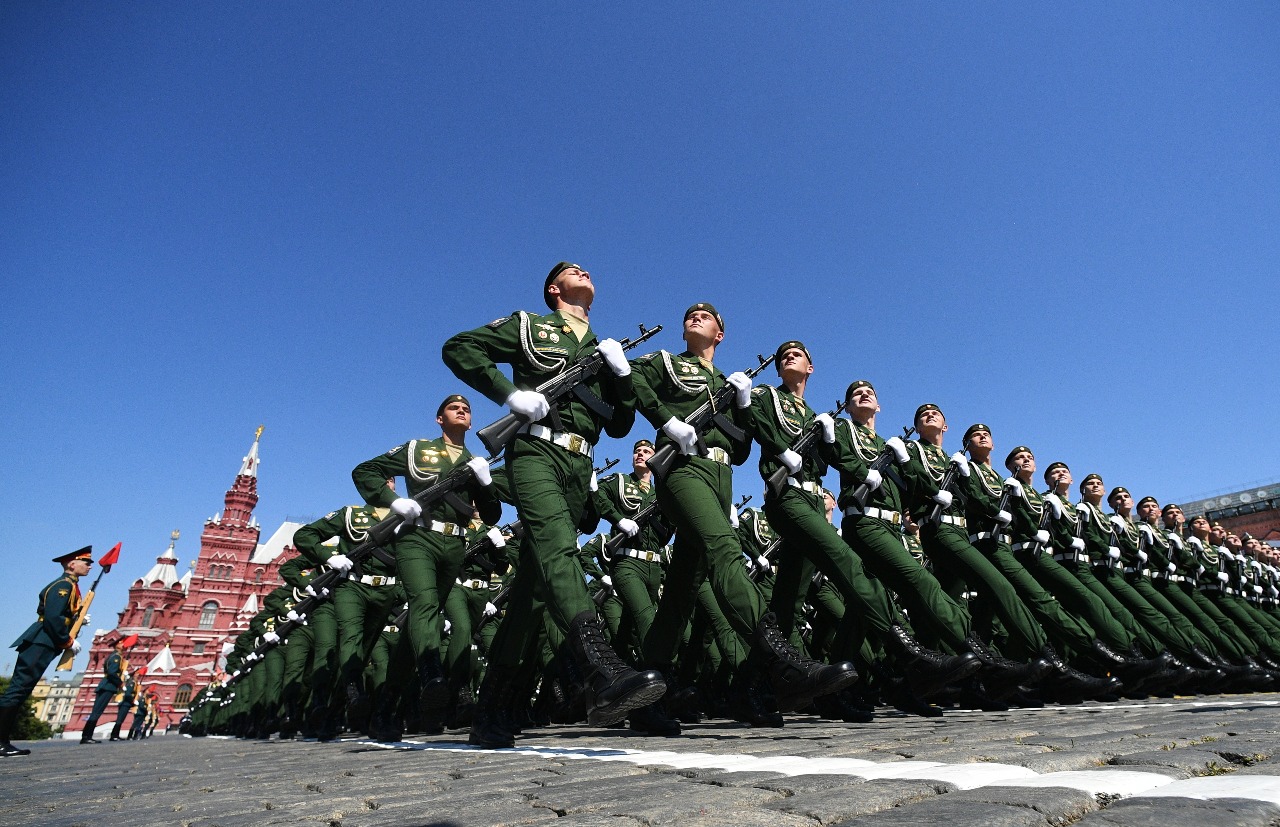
[[427, 520, 467, 537], [786, 478, 825, 496], [1169, 574, 1186, 583], [382, 624, 399, 634], [1012, 541, 1043, 553], [1125, 567, 1152, 577], [456, 578, 488, 590], [938, 515, 967, 528], [1053, 550, 1089, 564], [523, 424, 594, 459], [969, 531, 1011, 545], [621, 549, 664, 563], [700, 446, 730, 465], [844, 505, 902, 524], [348, 573, 397, 586]]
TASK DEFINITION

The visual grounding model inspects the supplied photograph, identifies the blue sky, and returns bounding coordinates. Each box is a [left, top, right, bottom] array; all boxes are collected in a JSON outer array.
[[2, 3, 1278, 675]]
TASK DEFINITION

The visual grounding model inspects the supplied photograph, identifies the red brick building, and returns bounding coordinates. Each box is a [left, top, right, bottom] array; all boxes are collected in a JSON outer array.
[[1181, 481, 1280, 546], [69, 430, 302, 735]]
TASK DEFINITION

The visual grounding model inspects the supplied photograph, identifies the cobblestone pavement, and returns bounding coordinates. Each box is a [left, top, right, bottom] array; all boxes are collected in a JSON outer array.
[[8, 693, 1280, 827]]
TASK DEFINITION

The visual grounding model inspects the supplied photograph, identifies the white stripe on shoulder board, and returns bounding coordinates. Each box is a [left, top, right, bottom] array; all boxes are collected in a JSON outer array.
[[360, 739, 1280, 802]]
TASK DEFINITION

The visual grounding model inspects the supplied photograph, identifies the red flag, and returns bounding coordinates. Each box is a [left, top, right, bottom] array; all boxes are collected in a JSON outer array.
[[135, 666, 148, 677], [119, 633, 139, 648], [98, 542, 122, 566]]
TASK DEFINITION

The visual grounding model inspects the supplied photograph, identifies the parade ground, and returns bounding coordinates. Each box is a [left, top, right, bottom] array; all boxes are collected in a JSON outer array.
[[8, 692, 1280, 827]]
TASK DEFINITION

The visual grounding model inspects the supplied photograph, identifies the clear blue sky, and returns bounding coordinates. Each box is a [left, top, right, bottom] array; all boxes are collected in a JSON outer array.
[[3, 3, 1278, 675]]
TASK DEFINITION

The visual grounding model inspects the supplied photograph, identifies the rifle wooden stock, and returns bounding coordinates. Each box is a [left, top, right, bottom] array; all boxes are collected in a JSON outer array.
[[765, 401, 846, 499], [476, 323, 662, 456], [55, 590, 96, 670], [648, 355, 774, 481]]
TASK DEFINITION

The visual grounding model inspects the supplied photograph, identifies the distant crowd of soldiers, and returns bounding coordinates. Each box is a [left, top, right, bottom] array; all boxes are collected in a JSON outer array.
[[175, 263, 1280, 749]]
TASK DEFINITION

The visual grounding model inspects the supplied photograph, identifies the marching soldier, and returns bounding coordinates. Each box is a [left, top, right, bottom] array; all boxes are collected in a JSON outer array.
[[0, 547, 92, 757], [109, 668, 139, 741], [82, 638, 129, 743]]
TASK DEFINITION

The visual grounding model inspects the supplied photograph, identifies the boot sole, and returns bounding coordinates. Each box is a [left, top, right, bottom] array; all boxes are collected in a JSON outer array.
[[586, 677, 667, 726]]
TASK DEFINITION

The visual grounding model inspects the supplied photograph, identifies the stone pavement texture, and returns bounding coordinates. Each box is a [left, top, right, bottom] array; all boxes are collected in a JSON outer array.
[[7, 693, 1280, 826]]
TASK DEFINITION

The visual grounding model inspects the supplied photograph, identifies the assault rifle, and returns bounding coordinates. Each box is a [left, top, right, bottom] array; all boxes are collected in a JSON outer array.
[[924, 437, 974, 525], [476, 323, 662, 456], [765, 400, 846, 498], [848, 426, 916, 508], [461, 518, 526, 571], [648, 354, 775, 480]]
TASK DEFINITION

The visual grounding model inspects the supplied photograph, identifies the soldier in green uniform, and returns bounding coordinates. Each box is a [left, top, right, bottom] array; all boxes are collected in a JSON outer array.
[[82, 638, 128, 743], [444, 514, 513, 726], [109, 669, 139, 741], [352, 393, 502, 733], [0, 546, 92, 757], [442, 262, 661, 747]]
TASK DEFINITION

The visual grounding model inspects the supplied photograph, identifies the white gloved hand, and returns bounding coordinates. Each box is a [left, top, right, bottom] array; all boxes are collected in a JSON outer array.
[[884, 437, 909, 464], [486, 527, 506, 547], [1218, 570, 1230, 583], [726, 371, 753, 408], [1109, 547, 1121, 560], [932, 489, 953, 508], [1167, 562, 1177, 573], [1003, 477, 1023, 499], [466, 456, 492, 486], [327, 553, 354, 574], [995, 509, 1012, 526], [263, 631, 280, 645], [1137, 550, 1148, 564], [1197, 564, 1206, 576], [506, 389, 550, 420], [778, 449, 803, 475], [82, 614, 91, 625], [815, 413, 836, 444], [390, 497, 422, 521], [728, 508, 740, 528], [600, 575, 613, 587], [663, 417, 699, 455], [1043, 493, 1064, 519], [70, 639, 82, 655], [596, 338, 631, 377], [483, 602, 498, 617], [756, 556, 771, 573], [286, 610, 301, 622], [443, 619, 452, 633], [1034, 529, 1051, 545], [1077, 504, 1091, 522], [617, 518, 640, 537], [305, 584, 331, 598], [863, 469, 883, 491], [589, 471, 598, 492], [951, 452, 971, 477], [1071, 537, 1086, 551]]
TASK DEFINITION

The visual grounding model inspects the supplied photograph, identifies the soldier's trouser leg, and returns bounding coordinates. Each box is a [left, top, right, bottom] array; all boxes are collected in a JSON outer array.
[[443, 585, 480, 686], [643, 457, 765, 667], [395, 530, 465, 668], [259, 646, 286, 719], [983, 543, 1095, 660], [695, 579, 748, 673], [846, 515, 971, 651], [612, 557, 662, 646], [280, 621, 315, 712], [768, 543, 819, 650], [600, 592, 626, 646], [1242, 601, 1280, 645], [110, 703, 130, 739], [1068, 562, 1162, 654], [766, 488, 896, 642], [83, 688, 114, 738], [1022, 551, 1136, 651], [928, 531, 1046, 660], [1158, 582, 1246, 659], [336, 580, 395, 692], [1125, 576, 1216, 655], [1212, 594, 1278, 655], [1185, 588, 1254, 659], [0, 642, 58, 713], [305, 601, 340, 710]]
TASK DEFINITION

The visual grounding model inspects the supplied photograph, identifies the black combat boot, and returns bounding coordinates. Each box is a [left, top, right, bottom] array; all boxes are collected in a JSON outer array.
[[417, 652, 451, 734], [1090, 640, 1164, 685], [754, 612, 859, 711], [344, 680, 372, 733], [887, 625, 982, 699], [366, 689, 404, 743], [964, 635, 1052, 697], [468, 666, 518, 748], [568, 611, 666, 726], [728, 670, 784, 728], [0, 706, 32, 757], [813, 688, 874, 723], [1038, 645, 1122, 702]]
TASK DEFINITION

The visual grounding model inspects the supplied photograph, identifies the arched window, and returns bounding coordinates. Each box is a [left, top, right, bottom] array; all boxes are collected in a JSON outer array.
[[142, 606, 155, 627], [174, 684, 193, 707], [253, 568, 263, 584], [198, 601, 218, 629]]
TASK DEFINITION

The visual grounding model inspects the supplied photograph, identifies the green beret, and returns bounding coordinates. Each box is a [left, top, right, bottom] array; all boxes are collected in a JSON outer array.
[[914, 403, 943, 424], [1136, 496, 1159, 509], [1004, 445, 1033, 471], [1079, 473, 1103, 493], [962, 423, 990, 444], [436, 394, 471, 418], [633, 439, 655, 452], [684, 302, 724, 331], [774, 340, 811, 371], [1161, 502, 1181, 514], [844, 379, 876, 400], [1107, 486, 1130, 503], [1042, 461, 1069, 483], [545, 261, 580, 309]]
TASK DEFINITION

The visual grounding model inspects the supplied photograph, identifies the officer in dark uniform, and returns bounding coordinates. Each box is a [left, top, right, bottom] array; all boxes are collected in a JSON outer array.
[[83, 639, 128, 743], [0, 546, 92, 757]]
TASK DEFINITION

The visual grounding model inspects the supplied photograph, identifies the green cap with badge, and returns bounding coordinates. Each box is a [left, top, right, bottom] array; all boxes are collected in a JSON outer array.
[[684, 302, 724, 331], [545, 261, 581, 309], [1004, 445, 1033, 471], [773, 340, 810, 372], [436, 394, 471, 418]]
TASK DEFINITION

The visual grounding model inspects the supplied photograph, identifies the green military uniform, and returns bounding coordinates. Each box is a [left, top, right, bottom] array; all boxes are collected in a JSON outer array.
[[444, 518, 514, 695], [1194, 536, 1278, 657], [1, 568, 81, 712], [592, 468, 672, 648], [109, 675, 137, 740], [1159, 523, 1252, 661]]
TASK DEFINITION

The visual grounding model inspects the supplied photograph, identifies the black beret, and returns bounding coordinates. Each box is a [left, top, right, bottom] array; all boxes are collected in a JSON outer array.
[[914, 403, 943, 424], [844, 379, 876, 400], [1042, 461, 1069, 482]]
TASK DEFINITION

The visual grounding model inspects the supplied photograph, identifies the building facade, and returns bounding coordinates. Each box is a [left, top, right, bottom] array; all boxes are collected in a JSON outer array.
[[1180, 480, 1280, 546], [32, 673, 84, 732]]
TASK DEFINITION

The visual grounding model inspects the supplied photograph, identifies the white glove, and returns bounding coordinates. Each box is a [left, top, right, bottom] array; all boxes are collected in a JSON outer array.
[[390, 497, 422, 521], [726, 371, 753, 408], [1043, 493, 1064, 519], [600, 575, 613, 587], [1167, 562, 1177, 573], [82, 614, 91, 624], [263, 631, 280, 645], [995, 510, 1012, 526], [1034, 529, 1050, 545], [1218, 571, 1230, 583], [304, 584, 330, 598], [932, 489, 953, 508], [728, 508, 740, 528], [1197, 564, 1206, 575], [756, 556, 771, 573], [443, 619, 452, 633], [505, 389, 550, 420], [286, 610, 302, 622], [327, 553, 354, 574], [950, 452, 970, 477], [617, 518, 640, 537], [1077, 504, 1091, 523], [70, 639, 82, 655], [1003, 477, 1023, 499], [483, 602, 498, 617], [863, 469, 883, 491], [778, 449, 803, 475], [466, 456, 492, 487], [1071, 538, 1086, 551], [596, 338, 631, 377], [1255, 585, 1264, 594], [1137, 550, 1148, 564], [663, 417, 699, 455], [884, 437, 909, 464], [815, 413, 836, 444], [1109, 547, 1121, 560], [486, 527, 506, 547]]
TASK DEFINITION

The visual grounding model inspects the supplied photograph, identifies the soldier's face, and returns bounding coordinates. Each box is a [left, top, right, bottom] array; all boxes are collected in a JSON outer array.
[[968, 430, 992, 453], [437, 401, 472, 430], [1163, 507, 1184, 527], [548, 267, 594, 306], [1191, 517, 1209, 537], [777, 348, 813, 382], [1049, 467, 1072, 489], [1110, 491, 1133, 512], [1138, 501, 1160, 522], [1081, 478, 1104, 501], [1211, 526, 1227, 543], [633, 445, 654, 471], [68, 558, 92, 576], [683, 311, 723, 347], [1009, 452, 1034, 477], [916, 409, 947, 439], [847, 386, 879, 416]]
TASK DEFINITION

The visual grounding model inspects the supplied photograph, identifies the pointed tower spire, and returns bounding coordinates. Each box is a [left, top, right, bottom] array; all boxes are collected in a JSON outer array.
[[221, 427, 262, 527], [136, 529, 183, 588], [239, 424, 264, 478]]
